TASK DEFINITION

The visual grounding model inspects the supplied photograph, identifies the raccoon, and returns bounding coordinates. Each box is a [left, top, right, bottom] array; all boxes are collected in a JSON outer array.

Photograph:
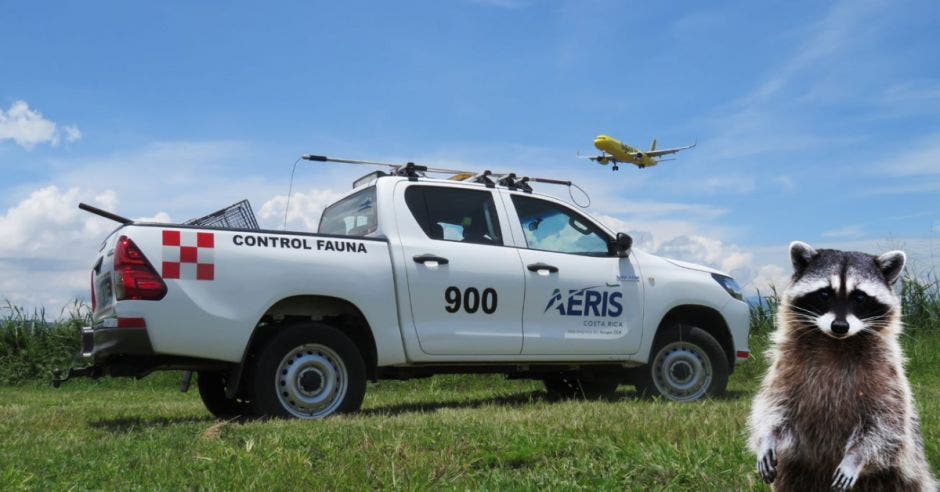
[[748, 242, 934, 491]]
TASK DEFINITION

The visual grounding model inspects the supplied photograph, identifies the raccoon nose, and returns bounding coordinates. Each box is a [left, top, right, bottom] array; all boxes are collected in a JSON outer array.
[[831, 320, 850, 335]]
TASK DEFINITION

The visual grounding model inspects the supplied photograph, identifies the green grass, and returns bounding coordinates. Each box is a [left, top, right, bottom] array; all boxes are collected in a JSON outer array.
[[2, 275, 938, 490], [2, 331, 939, 490]]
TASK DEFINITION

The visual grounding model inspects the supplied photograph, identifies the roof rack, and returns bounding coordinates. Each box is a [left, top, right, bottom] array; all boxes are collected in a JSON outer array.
[[287, 153, 591, 226]]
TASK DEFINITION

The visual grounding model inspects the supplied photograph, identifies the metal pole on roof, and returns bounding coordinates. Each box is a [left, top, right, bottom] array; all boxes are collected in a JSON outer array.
[[301, 154, 468, 175], [296, 153, 592, 208]]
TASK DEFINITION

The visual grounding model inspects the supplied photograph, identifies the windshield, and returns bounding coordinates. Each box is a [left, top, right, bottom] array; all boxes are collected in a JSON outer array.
[[318, 187, 378, 236]]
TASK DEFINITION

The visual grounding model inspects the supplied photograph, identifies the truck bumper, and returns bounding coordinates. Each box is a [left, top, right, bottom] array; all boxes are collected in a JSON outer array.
[[720, 298, 751, 364], [81, 322, 155, 363], [54, 320, 156, 387]]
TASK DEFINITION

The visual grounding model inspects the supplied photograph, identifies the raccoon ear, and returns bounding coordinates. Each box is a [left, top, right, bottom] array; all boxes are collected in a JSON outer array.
[[789, 241, 817, 274], [876, 250, 906, 285]]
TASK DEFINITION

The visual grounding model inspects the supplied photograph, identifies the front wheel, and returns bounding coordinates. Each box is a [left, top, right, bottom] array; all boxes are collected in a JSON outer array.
[[250, 322, 366, 419], [635, 324, 729, 401]]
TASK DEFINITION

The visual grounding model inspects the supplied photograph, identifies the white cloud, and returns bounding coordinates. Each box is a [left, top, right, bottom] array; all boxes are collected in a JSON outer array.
[[655, 234, 754, 277], [0, 100, 81, 149], [596, 213, 757, 284], [63, 125, 82, 143], [596, 211, 808, 297], [259, 188, 344, 231], [133, 211, 172, 223], [0, 185, 118, 258], [0, 186, 132, 313], [750, 264, 790, 295]]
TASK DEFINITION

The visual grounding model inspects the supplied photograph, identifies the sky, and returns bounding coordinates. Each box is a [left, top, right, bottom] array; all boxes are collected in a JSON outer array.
[[1, 0, 939, 312]]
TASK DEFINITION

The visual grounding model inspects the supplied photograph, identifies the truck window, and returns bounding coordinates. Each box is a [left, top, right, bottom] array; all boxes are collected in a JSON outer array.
[[405, 186, 503, 246], [318, 187, 377, 236], [510, 194, 611, 256]]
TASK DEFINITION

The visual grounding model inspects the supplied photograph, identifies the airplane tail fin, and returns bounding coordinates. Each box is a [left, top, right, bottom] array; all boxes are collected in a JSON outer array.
[[650, 138, 657, 151]]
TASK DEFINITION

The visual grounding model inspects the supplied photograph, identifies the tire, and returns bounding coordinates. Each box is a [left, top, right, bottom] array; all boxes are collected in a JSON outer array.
[[635, 323, 729, 401], [197, 371, 254, 419], [543, 374, 620, 400], [250, 322, 366, 419]]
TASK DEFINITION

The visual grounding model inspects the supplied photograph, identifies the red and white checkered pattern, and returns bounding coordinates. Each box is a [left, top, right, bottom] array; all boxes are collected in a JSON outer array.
[[162, 230, 215, 281]]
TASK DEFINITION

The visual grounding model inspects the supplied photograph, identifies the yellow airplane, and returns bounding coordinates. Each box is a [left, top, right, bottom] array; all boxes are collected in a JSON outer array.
[[580, 134, 695, 170]]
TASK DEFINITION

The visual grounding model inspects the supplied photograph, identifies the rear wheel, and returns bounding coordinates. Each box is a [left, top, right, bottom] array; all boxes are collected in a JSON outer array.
[[197, 371, 254, 419], [635, 324, 728, 401], [250, 322, 366, 419], [543, 375, 620, 400]]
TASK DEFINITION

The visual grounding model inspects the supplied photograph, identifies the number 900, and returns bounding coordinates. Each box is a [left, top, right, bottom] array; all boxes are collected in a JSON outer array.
[[444, 287, 497, 314]]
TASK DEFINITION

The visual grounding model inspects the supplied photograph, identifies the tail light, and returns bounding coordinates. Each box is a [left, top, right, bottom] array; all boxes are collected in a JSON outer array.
[[114, 235, 167, 301]]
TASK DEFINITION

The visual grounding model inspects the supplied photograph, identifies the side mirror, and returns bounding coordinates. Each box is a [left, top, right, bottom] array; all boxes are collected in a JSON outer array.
[[614, 232, 632, 257]]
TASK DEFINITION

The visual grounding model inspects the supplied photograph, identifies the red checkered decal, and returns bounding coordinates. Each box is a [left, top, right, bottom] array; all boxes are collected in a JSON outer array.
[[162, 230, 215, 281]]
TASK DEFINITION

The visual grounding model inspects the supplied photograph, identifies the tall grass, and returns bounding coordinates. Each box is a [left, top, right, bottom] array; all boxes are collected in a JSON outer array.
[[0, 300, 88, 385], [901, 273, 940, 332]]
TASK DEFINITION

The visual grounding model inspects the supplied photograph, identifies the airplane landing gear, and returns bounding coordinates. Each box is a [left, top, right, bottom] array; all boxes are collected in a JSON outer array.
[[612, 165, 619, 171]]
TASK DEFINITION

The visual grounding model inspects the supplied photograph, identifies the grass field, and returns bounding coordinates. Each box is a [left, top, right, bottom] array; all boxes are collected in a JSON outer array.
[[2, 330, 939, 490]]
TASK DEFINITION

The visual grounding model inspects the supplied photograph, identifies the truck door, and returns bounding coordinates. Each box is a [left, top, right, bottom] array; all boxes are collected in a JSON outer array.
[[503, 192, 644, 355], [395, 183, 525, 355]]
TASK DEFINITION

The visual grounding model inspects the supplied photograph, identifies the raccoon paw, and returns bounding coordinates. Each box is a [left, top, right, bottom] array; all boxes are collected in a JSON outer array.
[[831, 457, 861, 491], [757, 447, 777, 484]]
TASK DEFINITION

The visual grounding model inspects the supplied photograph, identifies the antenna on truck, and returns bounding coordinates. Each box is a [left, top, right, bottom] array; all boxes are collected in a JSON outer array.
[[284, 153, 592, 228]]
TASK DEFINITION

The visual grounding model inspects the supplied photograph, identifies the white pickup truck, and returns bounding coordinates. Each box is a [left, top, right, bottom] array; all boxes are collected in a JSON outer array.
[[68, 171, 749, 419]]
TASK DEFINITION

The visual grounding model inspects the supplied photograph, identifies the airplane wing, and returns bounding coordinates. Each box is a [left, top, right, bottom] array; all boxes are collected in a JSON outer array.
[[645, 142, 696, 158], [577, 152, 618, 163]]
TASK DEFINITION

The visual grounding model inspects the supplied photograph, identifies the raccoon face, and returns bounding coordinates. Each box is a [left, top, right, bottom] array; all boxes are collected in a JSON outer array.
[[784, 241, 905, 339]]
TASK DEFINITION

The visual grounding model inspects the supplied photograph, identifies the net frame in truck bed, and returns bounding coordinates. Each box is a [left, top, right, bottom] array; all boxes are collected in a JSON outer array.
[[185, 200, 260, 230]]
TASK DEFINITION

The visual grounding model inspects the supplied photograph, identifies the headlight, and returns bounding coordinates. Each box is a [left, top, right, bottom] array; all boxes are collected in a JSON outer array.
[[711, 273, 743, 301]]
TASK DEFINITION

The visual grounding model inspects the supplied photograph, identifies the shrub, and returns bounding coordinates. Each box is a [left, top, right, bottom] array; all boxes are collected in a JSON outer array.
[[0, 300, 87, 385]]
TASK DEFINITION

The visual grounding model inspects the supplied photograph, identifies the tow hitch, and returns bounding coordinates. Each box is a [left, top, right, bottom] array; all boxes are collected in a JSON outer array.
[[51, 365, 105, 388]]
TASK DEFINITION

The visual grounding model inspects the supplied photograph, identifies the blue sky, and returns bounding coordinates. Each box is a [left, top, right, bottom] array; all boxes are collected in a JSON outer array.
[[1, 0, 939, 309]]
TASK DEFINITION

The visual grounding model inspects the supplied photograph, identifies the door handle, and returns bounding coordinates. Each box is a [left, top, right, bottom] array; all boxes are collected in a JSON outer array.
[[527, 262, 559, 274], [413, 254, 449, 265]]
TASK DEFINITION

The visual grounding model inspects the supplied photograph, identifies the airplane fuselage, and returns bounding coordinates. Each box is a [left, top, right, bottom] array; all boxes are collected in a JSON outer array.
[[593, 135, 656, 168]]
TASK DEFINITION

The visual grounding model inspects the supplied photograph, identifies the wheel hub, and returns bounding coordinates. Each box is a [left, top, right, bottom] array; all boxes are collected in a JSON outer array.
[[298, 368, 324, 394], [670, 361, 693, 382]]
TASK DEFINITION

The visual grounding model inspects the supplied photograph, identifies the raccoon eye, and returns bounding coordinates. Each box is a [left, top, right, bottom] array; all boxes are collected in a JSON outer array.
[[852, 291, 869, 305], [816, 289, 833, 301]]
